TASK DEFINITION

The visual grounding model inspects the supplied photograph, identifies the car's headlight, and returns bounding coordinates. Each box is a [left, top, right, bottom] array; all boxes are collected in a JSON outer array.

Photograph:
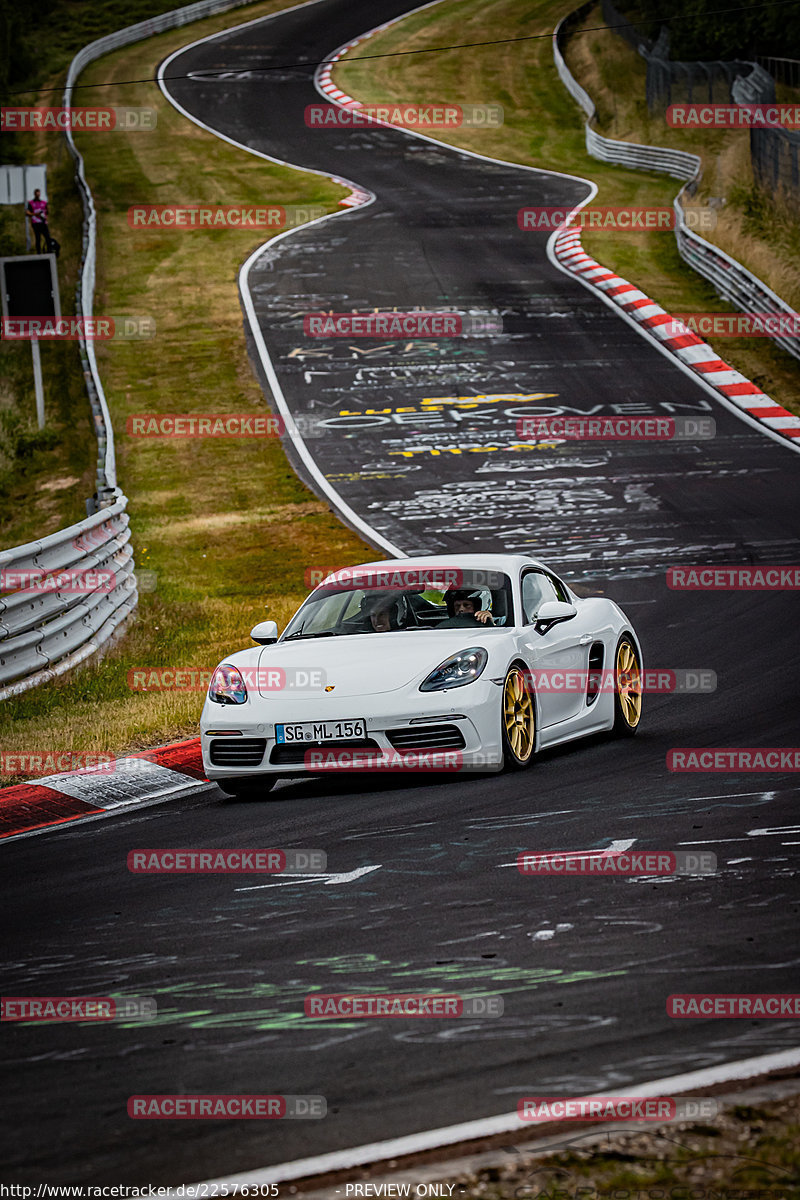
[[208, 664, 248, 705], [420, 647, 488, 692]]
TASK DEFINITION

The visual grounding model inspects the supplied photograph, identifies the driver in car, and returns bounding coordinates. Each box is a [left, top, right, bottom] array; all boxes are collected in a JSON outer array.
[[439, 588, 494, 628], [344, 591, 409, 633], [369, 599, 394, 632]]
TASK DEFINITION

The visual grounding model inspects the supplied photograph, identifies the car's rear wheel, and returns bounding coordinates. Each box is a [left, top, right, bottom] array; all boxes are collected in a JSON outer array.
[[613, 635, 643, 736], [502, 664, 536, 769], [218, 776, 277, 799]]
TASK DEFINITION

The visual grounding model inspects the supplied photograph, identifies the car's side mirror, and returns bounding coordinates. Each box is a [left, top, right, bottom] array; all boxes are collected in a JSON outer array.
[[533, 601, 577, 633], [250, 620, 279, 645]]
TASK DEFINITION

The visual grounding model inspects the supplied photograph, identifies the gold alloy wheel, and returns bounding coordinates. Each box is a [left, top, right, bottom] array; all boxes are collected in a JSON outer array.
[[615, 639, 643, 728], [503, 666, 535, 763]]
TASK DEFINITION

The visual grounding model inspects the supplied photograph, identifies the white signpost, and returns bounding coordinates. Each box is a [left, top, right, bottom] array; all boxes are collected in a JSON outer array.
[[0, 167, 55, 428], [0, 253, 61, 429]]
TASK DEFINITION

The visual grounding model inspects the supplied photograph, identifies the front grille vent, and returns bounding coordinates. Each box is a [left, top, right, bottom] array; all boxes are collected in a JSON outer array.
[[209, 738, 266, 767], [387, 724, 466, 751]]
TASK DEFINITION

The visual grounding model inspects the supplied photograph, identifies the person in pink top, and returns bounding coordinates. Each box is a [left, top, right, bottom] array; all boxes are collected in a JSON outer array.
[[26, 189, 51, 254]]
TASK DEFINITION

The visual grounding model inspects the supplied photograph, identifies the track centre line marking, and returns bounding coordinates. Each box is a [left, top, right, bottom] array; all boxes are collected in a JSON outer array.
[[235, 865, 382, 891], [749, 825, 800, 836], [681, 825, 800, 845], [673, 791, 778, 803], [470, 810, 575, 822], [344, 821, 436, 840], [498, 838, 636, 868]]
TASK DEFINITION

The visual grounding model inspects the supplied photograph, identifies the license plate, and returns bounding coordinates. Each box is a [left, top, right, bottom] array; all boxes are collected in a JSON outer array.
[[276, 719, 367, 744]]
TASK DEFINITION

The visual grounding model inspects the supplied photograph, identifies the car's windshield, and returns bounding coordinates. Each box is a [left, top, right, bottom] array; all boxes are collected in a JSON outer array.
[[282, 571, 515, 639]]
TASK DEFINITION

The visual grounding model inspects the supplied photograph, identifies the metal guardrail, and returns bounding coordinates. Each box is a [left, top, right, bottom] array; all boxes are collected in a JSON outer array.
[[0, 498, 136, 699], [674, 220, 800, 360], [553, 4, 597, 120], [553, 7, 800, 364], [584, 124, 699, 179], [3, 0, 261, 700]]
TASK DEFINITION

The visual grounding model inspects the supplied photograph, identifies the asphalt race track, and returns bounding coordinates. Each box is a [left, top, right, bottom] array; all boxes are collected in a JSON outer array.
[[164, 0, 800, 575], [4, 0, 800, 1185]]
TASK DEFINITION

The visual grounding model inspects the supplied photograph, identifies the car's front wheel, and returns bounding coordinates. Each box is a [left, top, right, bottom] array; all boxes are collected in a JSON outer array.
[[218, 776, 277, 799], [501, 664, 536, 770], [613, 635, 643, 737]]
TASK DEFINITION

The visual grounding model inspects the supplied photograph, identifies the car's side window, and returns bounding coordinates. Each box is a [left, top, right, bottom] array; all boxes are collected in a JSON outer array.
[[547, 573, 570, 603], [521, 571, 560, 623]]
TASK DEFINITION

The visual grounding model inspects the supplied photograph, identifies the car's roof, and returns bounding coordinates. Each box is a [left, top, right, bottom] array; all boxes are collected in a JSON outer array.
[[319, 553, 550, 579]]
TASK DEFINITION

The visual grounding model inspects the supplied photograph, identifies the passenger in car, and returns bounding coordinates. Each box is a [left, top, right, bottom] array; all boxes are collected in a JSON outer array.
[[439, 589, 494, 628]]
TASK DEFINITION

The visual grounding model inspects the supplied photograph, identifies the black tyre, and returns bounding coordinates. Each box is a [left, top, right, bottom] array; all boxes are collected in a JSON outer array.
[[613, 635, 643, 737], [501, 664, 536, 770]]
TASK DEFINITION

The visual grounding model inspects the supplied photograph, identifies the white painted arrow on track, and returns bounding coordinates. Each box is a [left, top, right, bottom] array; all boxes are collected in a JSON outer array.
[[236, 865, 382, 891], [498, 838, 636, 868]]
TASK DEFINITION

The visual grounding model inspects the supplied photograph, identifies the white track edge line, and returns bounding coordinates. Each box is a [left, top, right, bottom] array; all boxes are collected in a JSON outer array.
[[177, 1047, 800, 1188], [156, 0, 404, 557], [161, 0, 605, 557]]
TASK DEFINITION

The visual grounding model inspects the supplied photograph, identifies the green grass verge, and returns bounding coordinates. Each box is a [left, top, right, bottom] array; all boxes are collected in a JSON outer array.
[[0, 0, 260, 545], [334, 0, 799, 415], [0, 129, 101, 543], [0, 0, 372, 778]]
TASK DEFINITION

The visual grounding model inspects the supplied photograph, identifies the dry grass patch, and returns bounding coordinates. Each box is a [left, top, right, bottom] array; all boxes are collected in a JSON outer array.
[[566, 8, 800, 311], [335, 0, 799, 413]]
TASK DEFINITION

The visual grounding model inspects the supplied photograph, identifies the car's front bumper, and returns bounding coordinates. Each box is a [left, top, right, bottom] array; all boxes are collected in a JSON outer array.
[[200, 682, 504, 780]]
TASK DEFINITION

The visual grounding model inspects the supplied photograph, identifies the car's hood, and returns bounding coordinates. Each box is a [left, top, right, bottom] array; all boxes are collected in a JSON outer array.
[[253, 631, 495, 698]]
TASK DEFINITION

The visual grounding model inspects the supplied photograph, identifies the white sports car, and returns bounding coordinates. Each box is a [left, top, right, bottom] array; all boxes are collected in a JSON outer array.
[[200, 554, 643, 796]]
